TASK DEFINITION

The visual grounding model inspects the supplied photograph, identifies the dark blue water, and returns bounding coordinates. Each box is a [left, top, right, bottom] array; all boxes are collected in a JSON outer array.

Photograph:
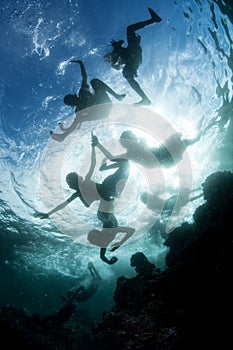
[[0, 0, 232, 318]]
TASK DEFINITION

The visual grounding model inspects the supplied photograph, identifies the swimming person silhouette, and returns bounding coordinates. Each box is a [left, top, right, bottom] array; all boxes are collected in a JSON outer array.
[[140, 187, 203, 217], [59, 262, 102, 303], [104, 7, 162, 106], [50, 60, 126, 142], [41, 262, 102, 327], [34, 133, 129, 223], [93, 129, 205, 169]]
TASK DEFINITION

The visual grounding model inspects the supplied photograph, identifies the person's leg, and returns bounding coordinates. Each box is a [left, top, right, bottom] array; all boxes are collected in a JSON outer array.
[[58, 122, 66, 131], [50, 115, 81, 142], [97, 211, 118, 228], [127, 7, 162, 35], [100, 159, 130, 200], [182, 133, 202, 147], [100, 248, 118, 264], [182, 115, 212, 148], [91, 78, 126, 102], [123, 8, 161, 105], [51, 102, 114, 142], [88, 262, 101, 279], [88, 268, 95, 279], [90, 265, 102, 281], [99, 160, 121, 171], [123, 73, 151, 105]]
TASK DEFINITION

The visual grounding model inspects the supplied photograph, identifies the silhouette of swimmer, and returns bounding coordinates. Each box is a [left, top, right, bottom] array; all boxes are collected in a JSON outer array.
[[104, 7, 162, 106], [50, 60, 126, 142], [94, 129, 206, 169], [59, 262, 102, 303], [41, 262, 101, 328], [140, 187, 203, 216], [34, 133, 129, 219], [88, 217, 135, 265]]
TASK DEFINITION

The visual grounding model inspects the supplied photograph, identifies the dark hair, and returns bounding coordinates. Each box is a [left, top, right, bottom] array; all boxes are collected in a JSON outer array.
[[66, 172, 79, 187], [110, 39, 124, 48], [120, 130, 138, 142], [104, 40, 125, 64]]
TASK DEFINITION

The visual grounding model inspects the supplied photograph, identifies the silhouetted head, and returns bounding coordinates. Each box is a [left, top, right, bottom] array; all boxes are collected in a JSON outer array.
[[104, 40, 124, 61], [64, 94, 79, 107], [66, 172, 81, 190], [104, 40, 125, 68], [110, 39, 124, 48], [119, 130, 138, 149]]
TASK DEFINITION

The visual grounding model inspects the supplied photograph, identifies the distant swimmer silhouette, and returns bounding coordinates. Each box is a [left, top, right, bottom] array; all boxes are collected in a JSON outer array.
[[50, 60, 126, 142], [34, 133, 129, 221], [59, 262, 102, 303], [94, 128, 206, 169], [41, 262, 101, 327], [140, 187, 203, 217], [104, 7, 162, 106]]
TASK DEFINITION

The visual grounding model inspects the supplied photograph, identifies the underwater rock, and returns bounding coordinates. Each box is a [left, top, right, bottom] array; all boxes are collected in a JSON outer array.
[[93, 171, 232, 349]]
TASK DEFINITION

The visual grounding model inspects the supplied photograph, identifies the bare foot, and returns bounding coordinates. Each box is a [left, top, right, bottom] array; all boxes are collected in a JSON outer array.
[[133, 98, 151, 106], [50, 131, 65, 142], [117, 93, 126, 101], [148, 7, 162, 22]]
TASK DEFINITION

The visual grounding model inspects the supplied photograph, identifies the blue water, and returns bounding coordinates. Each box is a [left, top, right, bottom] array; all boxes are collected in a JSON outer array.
[[0, 0, 232, 318]]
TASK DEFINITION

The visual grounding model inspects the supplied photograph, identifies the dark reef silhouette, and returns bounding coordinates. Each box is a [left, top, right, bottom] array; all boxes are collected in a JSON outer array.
[[0, 170, 231, 349]]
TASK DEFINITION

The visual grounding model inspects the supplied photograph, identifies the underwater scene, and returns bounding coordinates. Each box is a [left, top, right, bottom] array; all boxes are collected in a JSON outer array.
[[0, 0, 232, 348]]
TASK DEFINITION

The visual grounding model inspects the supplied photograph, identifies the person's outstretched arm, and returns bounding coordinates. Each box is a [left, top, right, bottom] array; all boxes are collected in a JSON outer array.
[[92, 133, 120, 160], [34, 197, 75, 219], [88, 262, 102, 280], [70, 60, 88, 87], [33, 191, 80, 219], [85, 133, 97, 180]]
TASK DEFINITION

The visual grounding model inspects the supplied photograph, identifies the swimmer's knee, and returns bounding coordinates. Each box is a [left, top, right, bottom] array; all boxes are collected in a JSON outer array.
[[90, 78, 102, 89], [122, 71, 132, 80], [126, 25, 135, 35]]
